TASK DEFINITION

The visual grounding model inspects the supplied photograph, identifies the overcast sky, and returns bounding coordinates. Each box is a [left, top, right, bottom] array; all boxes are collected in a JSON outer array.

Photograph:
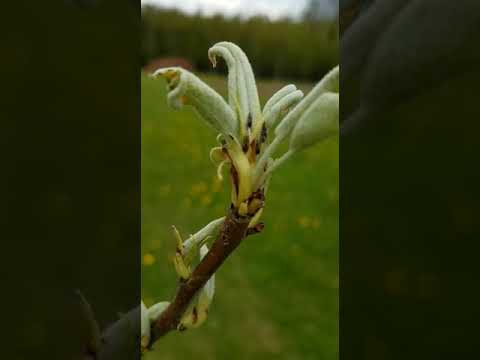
[[141, 0, 337, 20]]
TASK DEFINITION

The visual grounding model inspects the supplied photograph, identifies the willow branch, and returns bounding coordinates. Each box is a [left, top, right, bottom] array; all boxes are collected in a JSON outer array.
[[79, 208, 263, 359], [148, 207, 253, 346]]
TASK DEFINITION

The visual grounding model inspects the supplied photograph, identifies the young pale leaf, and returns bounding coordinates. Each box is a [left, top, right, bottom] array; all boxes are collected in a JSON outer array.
[[193, 245, 215, 328], [183, 217, 225, 255], [253, 67, 338, 183], [208, 42, 261, 132], [178, 245, 216, 330], [275, 66, 339, 140], [151, 67, 237, 136], [263, 84, 297, 116], [290, 92, 339, 152], [141, 301, 170, 351], [264, 89, 304, 129], [147, 301, 170, 322]]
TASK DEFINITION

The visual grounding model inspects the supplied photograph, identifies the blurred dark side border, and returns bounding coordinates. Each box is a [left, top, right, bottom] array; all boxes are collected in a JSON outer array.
[[1, 0, 140, 358], [340, 1, 480, 359]]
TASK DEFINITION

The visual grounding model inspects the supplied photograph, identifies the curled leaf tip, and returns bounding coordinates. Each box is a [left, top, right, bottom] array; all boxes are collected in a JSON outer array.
[[208, 52, 217, 68], [208, 42, 261, 132], [151, 66, 237, 135]]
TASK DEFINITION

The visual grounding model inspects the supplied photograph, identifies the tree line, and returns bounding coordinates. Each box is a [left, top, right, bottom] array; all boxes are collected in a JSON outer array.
[[141, 6, 338, 81]]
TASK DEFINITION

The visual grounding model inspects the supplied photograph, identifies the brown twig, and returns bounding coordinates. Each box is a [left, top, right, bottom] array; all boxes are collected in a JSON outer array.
[[148, 208, 254, 346]]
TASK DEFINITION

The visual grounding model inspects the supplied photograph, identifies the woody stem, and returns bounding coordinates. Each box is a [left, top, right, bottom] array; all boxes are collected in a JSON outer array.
[[148, 208, 252, 346]]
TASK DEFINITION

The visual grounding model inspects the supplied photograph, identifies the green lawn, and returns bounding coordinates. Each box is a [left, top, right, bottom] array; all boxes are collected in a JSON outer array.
[[142, 72, 338, 360]]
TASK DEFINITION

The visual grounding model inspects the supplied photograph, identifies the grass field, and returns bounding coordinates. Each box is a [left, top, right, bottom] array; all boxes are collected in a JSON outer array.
[[141, 72, 338, 360]]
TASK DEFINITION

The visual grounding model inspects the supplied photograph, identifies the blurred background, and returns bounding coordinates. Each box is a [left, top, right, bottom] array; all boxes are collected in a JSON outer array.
[[141, 1, 338, 359], [141, 0, 338, 81]]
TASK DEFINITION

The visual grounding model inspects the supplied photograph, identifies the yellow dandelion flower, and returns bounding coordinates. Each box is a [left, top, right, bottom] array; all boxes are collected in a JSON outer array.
[[297, 216, 311, 228], [143, 253, 156, 266]]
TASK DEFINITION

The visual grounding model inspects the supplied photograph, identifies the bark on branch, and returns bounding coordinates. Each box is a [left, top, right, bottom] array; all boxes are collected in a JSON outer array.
[[81, 208, 261, 359], [148, 208, 252, 346]]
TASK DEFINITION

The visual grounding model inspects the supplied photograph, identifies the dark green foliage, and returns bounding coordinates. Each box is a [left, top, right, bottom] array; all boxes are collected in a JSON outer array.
[[141, 6, 338, 82]]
